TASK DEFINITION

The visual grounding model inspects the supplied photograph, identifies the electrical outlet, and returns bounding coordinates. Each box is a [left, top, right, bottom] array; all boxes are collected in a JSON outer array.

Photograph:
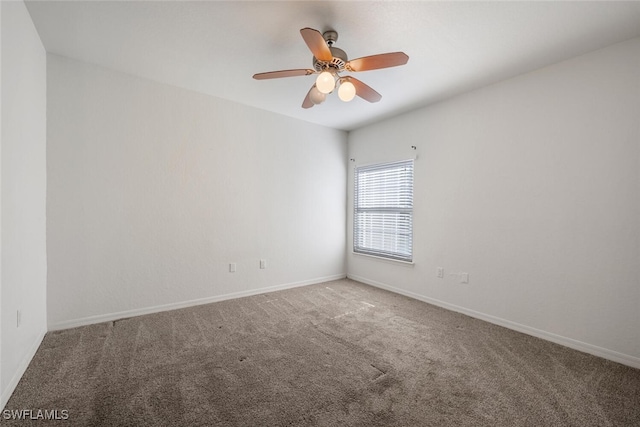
[[260, 259, 267, 269], [437, 267, 444, 278], [461, 273, 469, 284], [229, 263, 236, 273], [17, 309, 22, 328]]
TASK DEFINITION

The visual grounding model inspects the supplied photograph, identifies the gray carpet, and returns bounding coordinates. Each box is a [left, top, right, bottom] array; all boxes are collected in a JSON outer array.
[[4, 279, 640, 426]]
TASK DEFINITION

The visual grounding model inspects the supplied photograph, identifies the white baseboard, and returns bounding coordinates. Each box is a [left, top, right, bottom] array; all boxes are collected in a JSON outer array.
[[1, 328, 47, 411], [48, 273, 347, 331], [348, 274, 640, 370]]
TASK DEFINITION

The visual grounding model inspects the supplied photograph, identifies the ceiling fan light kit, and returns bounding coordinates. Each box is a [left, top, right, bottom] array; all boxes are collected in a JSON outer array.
[[309, 86, 326, 105], [316, 71, 336, 94], [338, 79, 356, 102], [253, 28, 409, 109]]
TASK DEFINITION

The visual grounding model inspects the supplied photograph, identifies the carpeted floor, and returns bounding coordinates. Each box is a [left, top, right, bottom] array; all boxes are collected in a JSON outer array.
[[4, 279, 640, 426]]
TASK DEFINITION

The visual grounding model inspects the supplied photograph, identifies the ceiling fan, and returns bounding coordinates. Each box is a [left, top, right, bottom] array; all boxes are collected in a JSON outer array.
[[253, 28, 409, 108]]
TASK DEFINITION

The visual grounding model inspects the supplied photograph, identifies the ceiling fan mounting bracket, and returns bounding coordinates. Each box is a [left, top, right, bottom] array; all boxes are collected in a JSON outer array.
[[322, 30, 338, 46]]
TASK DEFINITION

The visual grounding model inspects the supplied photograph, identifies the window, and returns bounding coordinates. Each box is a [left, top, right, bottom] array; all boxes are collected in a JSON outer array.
[[354, 159, 414, 262]]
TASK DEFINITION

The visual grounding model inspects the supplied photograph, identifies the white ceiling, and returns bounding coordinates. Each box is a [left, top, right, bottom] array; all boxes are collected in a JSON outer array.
[[25, 1, 640, 131]]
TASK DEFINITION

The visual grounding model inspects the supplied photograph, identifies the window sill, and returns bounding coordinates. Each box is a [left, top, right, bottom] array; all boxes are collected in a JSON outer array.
[[351, 252, 415, 266]]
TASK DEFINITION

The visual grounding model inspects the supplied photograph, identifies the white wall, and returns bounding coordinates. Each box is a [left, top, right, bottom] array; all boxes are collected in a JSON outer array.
[[1, 0, 48, 409], [348, 37, 640, 368], [47, 55, 347, 329]]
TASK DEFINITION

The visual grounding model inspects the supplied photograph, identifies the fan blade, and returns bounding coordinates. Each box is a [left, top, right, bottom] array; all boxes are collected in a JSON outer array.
[[346, 52, 409, 72], [348, 77, 382, 103], [253, 69, 315, 80], [302, 85, 315, 109], [300, 28, 332, 62]]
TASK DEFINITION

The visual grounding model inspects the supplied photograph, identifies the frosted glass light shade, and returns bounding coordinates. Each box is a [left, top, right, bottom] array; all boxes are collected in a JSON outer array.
[[316, 71, 335, 94], [338, 80, 356, 102], [309, 86, 326, 104]]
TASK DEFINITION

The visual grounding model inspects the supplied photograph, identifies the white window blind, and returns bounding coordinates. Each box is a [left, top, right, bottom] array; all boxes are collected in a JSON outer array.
[[354, 159, 414, 262]]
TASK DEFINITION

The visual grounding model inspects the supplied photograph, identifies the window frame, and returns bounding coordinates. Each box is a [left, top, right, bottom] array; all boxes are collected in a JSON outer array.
[[353, 159, 414, 263]]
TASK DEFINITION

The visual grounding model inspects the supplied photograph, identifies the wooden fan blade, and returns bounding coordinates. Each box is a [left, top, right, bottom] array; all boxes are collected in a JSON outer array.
[[302, 85, 315, 109], [348, 77, 382, 103], [253, 69, 315, 80], [346, 52, 409, 72], [300, 28, 333, 62]]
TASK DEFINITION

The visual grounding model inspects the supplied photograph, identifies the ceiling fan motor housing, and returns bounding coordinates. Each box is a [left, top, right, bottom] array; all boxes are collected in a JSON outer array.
[[313, 46, 347, 72]]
